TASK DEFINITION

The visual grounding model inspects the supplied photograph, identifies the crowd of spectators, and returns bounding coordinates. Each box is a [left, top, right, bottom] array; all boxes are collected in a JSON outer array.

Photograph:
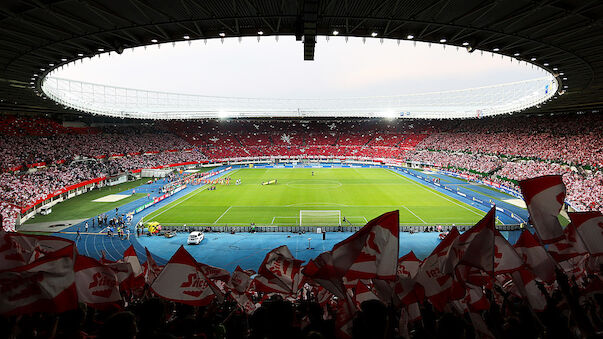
[[406, 151, 503, 174], [1, 113, 601, 231], [407, 150, 603, 213]]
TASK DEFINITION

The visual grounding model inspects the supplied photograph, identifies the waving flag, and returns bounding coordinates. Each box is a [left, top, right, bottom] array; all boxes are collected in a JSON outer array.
[[569, 211, 603, 255], [354, 281, 379, 306], [0, 231, 27, 270], [393, 251, 422, 305], [519, 175, 565, 244], [254, 245, 305, 295], [74, 255, 121, 308], [514, 230, 556, 283], [547, 222, 588, 263], [493, 230, 524, 274], [415, 227, 464, 310], [150, 246, 216, 306], [303, 211, 399, 297], [442, 207, 496, 274], [197, 262, 231, 282], [228, 266, 255, 294], [143, 247, 163, 285], [5, 232, 73, 263], [0, 244, 77, 315]]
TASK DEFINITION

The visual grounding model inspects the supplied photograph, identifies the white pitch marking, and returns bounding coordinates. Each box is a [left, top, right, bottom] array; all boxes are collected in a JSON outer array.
[[146, 168, 240, 221], [213, 206, 233, 224], [401, 205, 427, 224], [388, 169, 483, 217]]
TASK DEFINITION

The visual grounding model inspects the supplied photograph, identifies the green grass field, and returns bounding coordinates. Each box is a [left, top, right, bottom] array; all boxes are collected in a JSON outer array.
[[25, 179, 148, 223], [143, 168, 487, 226]]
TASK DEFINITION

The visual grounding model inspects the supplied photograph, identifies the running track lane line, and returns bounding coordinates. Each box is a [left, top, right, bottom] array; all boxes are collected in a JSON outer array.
[[213, 206, 232, 224], [401, 205, 427, 224], [388, 169, 484, 217], [144, 168, 241, 222]]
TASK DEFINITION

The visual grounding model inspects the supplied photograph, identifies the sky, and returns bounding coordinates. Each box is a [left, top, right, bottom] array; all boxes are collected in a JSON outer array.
[[52, 36, 547, 99]]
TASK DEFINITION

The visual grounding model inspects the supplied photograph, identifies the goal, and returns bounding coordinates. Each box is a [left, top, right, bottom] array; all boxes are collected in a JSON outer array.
[[299, 210, 341, 226]]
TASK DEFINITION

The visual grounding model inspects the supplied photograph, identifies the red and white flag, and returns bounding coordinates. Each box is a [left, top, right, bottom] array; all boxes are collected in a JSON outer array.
[[150, 246, 216, 306], [303, 211, 399, 297], [123, 245, 143, 277], [0, 231, 27, 270], [0, 244, 77, 315], [547, 222, 588, 263], [354, 281, 379, 306], [143, 247, 163, 285], [510, 269, 547, 312], [519, 175, 566, 244], [197, 262, 231, 282], [74, 255, 121, 308], [569, 211, 603, 255], [513, 230, 556, 283], [228, 266, 255, 294], [5, 232, 73, 263], [254, 245, 305, 295], [493, 230, 524, 274], [415, 228, 464, 310], [393, 251, 422, 305], [442, 207, 496, 275]]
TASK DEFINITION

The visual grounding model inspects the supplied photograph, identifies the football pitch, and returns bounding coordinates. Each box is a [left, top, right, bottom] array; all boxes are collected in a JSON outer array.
[[142, 167, 487, 227]]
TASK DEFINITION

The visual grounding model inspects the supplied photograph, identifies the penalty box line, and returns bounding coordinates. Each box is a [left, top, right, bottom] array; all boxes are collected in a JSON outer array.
[[144, 168, 241, 223]]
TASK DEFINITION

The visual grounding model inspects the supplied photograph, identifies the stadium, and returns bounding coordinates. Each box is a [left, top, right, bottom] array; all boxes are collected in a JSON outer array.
[[0, 1, 602, 338]]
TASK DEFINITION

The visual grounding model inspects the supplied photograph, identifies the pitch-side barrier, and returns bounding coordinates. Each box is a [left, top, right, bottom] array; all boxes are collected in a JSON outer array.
[[159, 224, 524, 233]]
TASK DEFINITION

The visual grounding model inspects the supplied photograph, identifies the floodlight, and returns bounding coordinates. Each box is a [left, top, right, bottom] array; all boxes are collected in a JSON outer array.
[[61, 58, 67, 61], [513, 52, 520, 56], [543, 63, 549, 66], [258, 30, 264, 35], [219, 32, 226, 37], [183, 35, 190, 39], [97, 48, 104, 52], [439, 38, 447, 43], [77, 53, 84, 57], [332, 30, 339, 36], [371, 32, 378, 37], [530, 57, 537, 61], [462, 42, 469, 46], [492, 47, 500, 52], [151, 39, 158, 43], [406, 34, 414, 39]]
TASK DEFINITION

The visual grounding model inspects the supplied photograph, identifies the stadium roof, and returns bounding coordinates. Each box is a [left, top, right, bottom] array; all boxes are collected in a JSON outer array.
[[0, 0, 602, 118]]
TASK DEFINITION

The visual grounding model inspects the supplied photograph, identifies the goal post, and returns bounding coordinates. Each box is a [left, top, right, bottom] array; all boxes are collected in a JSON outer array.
[[299, 210, 342, 226]]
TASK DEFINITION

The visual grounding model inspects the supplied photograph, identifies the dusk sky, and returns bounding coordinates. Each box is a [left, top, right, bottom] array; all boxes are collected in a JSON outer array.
[[53, 36, 547, 99]]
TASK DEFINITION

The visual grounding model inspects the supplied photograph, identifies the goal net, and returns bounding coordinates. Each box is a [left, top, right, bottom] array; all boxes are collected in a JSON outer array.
[[299, 210, 341, 226]]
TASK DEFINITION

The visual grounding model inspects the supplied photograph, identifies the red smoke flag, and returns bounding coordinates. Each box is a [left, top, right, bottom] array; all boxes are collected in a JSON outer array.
[[0, 244, 77, 315], [514, 230, 556, 283], [254, 245, 305, 294], [75, 255, 121, 308], [150, 246, 216, 306], [519, 175, 566, 244], [303, 211, 399, 298], [569, 211, 603, 255]]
